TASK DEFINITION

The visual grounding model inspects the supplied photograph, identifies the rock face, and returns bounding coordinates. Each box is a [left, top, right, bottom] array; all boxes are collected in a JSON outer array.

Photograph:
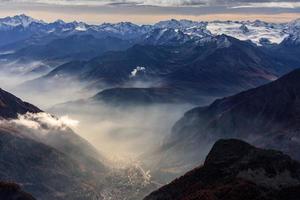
[[144, 139, 300, 200], [0, 182, 36, 200], [158, 68, 300, 175], [0, 88, 41, 119]]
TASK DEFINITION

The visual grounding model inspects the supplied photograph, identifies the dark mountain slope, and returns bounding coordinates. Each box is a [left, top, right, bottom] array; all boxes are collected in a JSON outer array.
[[1, 35, 132, 62], [144, 139, 300, 200], [163, 36, 282, 96], [264, 36, 300, 72], [47, 44, 174, 83], [0, 88, 41, 119], [92, 87, 207, 105], [50, 35, 282, 84], [157, 68, 300, 175], [0, 25, 34, 47], [0, 127, 106, 200], [0, 88, 105, 165], [0, 182, 36, 200]]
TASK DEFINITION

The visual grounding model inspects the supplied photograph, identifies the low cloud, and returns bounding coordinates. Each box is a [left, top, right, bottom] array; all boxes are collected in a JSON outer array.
[[1, 112, 79, 132]]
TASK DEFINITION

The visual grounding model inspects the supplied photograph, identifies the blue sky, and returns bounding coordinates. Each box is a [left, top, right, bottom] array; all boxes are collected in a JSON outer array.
[[0, 0, 299, 23]]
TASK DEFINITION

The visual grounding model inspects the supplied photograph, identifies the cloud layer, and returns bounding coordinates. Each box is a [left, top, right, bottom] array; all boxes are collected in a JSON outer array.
[[1, 0, 300, 7], [0, 0, 299, 24]]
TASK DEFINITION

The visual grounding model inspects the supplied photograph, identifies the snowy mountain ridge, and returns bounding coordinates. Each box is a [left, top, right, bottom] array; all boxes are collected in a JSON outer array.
[[0, 14, 300, 46], [0, 14, 45, 28]]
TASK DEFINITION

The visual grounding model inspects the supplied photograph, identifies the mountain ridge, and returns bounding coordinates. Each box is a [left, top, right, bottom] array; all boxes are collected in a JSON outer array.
[[144, 139, 300, 200], [41, 34, 299, 106], [155, 68, 300, 177], [0, 14, 299, 47], [0, 88, 41, 119]]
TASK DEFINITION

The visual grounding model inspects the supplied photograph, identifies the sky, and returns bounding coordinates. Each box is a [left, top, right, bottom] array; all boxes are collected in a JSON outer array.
[[0, 0, 300, 24]]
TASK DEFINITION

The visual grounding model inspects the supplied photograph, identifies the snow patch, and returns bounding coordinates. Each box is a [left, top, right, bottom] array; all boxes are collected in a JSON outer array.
[[207, 21, 288, 45]]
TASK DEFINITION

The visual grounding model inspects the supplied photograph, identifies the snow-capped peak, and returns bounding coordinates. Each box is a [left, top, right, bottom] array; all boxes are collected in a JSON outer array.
[[74, 22, 87, 31], [207, 20, 288, 46], [53, 19, 66, 25], [288, 18, 300, 32], [284, 18, 300, 44], [154, 19, 207, 30], [0, 14, 44, 27], [0, 14, 299, 47]]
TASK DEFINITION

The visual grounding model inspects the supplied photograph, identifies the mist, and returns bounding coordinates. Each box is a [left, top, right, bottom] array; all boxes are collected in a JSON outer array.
[[0, 59, 99, 108], [0, 60, 48, 89], [0, 112, 159, 199], [0, 57, 217, 187], [49, 100, 193, 162], [0, 59, 197, 176]]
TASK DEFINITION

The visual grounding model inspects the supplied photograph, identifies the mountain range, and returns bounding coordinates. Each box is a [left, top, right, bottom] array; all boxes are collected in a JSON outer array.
[[1, 14, 300, 199], [1, 15, 300, 107], [38, 33, 300, 106], [0, 15, 298, 47]]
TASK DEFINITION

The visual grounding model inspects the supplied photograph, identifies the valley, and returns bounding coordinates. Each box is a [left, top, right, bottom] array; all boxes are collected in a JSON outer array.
[[0, 13, 300, 199]]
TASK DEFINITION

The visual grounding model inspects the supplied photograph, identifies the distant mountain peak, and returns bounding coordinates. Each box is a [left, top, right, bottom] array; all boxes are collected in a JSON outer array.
[[289, 18, 300, 26], [53, 19, 65, 24], [0, 14, 45, 27], [0, 14, 298, 47]]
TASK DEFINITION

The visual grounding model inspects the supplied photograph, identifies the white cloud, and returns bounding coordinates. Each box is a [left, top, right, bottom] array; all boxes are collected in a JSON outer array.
[[6, 112, 79, 131], [130, 66, 146, 78], [232, 2, 300, 9]]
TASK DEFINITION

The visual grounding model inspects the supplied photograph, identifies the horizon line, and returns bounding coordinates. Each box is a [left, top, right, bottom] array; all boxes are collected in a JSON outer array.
[[1, 13, 300, 26]]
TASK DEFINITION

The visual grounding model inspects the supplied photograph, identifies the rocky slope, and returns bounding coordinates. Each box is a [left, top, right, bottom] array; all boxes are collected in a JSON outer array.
[[0, 88, 41, 118], [0, 128, 106, 200], [0, 182, 36, 200], [156, 68, 300, 176], [144, 139, 300, 200]]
